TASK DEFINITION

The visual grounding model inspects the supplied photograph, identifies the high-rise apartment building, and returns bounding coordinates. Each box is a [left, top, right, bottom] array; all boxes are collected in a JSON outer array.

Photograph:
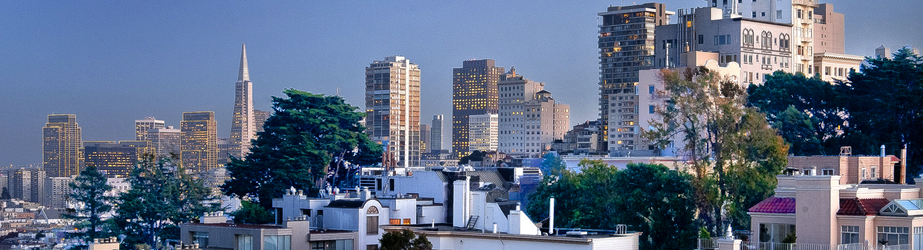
[[147, 127, 181, 157], [44, 176, 73, 208], [452, 59, 504, 157], [468, 113, 499, 153], [230, 43, 255, 160], [253, 109, 272, 134], [498, 68, 545, 155], [420, 124, 431, 154], [365, 56, 421, 168], [431, 115, 444, 153], [8, 168, 45, 203], [598, 3, 672, 155], [43, 114, 83, 177], [135, 117, 165, 141], [181, 111, 218, 173]]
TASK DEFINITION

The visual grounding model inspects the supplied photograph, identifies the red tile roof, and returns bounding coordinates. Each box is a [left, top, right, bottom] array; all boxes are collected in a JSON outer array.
[[837, 198, 890, 216], [749, 197, 796, 214]]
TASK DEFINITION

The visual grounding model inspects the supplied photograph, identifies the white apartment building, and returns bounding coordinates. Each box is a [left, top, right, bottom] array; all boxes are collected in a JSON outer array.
[[468, 113, 498, 153], [498, 68, 544, 156]]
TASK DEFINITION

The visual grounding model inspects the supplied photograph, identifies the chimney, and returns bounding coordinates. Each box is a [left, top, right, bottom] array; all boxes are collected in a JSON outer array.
[[549, 197, 555, 235], [881, 145, 886, 157], [901, 145, 908, 184]]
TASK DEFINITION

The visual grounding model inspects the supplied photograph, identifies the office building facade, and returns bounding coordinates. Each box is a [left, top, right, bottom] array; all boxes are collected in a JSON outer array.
[[43, 114, 83, 177], [134, 117, 165, 141], [365, 56, 421, 168], [468, 113, 499, 153], [452, 59, 503, 157], [84, 141, 140, 178], [147, 127, 181, 157], [181, 111, 218, 173]]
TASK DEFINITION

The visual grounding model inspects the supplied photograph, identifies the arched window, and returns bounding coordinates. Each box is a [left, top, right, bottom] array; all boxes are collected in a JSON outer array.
[[779, 34, 790, 51], [367, 206, 379, 214], [761, 31, 773, 49], [742, 29, 755, 47]]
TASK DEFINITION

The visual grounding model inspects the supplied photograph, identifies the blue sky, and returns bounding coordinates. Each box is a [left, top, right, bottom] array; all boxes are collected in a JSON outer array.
[[1, 1, 920, 166]]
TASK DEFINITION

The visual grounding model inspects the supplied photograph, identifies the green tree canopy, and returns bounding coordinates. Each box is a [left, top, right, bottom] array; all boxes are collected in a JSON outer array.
[[66, 165, 114, 243], [527, 161, 699, 250], [843, 48, 923, 177], [114, 156, 219, 249], [643, 67, 788, 233], [539, 152, 567, 177], [379, 229, 433, 250], [230, 200, 274, 224], [222, 89, 382, 208], [747, 48, 923, 180]]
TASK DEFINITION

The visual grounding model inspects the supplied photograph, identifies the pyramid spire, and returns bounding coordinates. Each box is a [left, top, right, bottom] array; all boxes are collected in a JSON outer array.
[[238, 43, 250, 82]]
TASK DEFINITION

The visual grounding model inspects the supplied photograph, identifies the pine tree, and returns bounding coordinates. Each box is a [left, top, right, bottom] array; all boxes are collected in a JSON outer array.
[[66, 165, 114, 243]]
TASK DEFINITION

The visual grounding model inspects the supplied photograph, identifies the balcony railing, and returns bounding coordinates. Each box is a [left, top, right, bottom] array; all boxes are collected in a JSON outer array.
[[698, 239, 718, 250]]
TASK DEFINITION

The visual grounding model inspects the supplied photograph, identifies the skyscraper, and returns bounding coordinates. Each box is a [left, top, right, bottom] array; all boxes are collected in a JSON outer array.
[[147, 126, 181, 157], [230, 43, 255, 160], [431, 114, 443, 153], [181, 111, 218, 173], [365, 56, 421, 168], [452, 59, 504, 157], [420, 124, 431, 154], [598, 3, 672, 154], [43, 114, 83, 177], [135, 117, 165, 141]]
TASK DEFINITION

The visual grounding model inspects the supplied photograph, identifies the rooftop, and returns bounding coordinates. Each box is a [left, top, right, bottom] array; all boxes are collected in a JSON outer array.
[[749, 197, 796, 214]]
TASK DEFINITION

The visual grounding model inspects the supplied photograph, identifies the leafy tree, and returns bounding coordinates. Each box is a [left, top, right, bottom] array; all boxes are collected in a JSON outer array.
[[772, 105, 822, 155], [1, 187, 10, 200], [222, 89, 381, 208], [379, 229, 432, 250], [539, 152, 567, 177], [65, 165, 114, 243], [643, 67, 788, 233], [230, 200, 274, 224], [747, 71, 845, 155], [527, 161, 699, 250], [844, 48, 923, 178], [114, 156, 219, 249]]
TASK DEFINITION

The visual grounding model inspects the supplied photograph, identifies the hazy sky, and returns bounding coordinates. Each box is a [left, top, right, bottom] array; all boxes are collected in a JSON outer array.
[[1, 1, 920, 166]]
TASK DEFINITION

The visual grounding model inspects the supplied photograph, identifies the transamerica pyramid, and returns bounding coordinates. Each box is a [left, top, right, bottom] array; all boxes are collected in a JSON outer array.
[[229, 43, 254, 159]]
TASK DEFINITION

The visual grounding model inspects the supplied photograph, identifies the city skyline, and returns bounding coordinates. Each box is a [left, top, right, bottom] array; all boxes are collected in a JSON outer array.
[[1, 1, 921, 166]]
